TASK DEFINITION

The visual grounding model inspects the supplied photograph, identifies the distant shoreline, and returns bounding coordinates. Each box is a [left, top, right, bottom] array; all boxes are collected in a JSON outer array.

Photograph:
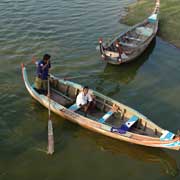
[[120, 0, 180, 48]]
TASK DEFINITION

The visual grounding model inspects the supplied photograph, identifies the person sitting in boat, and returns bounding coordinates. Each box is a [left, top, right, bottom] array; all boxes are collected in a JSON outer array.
[[34, 54, 51, 94], [115, 41, 123, 55], [76, 86, 94, 115]]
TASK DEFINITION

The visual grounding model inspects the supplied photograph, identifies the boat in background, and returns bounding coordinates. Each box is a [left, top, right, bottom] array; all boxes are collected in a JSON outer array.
[[98, 0, 160, 65], [22, 63, 180, 151]]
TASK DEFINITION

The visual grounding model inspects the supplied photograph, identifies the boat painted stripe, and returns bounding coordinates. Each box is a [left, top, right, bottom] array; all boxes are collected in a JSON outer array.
[[125, 115, 139, 128], [161, 141, 180, 148], [160, 130, 175, 141], [111, 115, 139, 134], [98, 110, 114, 123], [148, 14, 158, 23], [148, 14, 157, 20]]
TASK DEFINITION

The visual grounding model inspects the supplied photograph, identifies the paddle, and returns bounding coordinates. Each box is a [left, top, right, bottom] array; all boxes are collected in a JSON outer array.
[[47, 77, 54, 155], [26, 56, 109, 80], [63, 73, 106, 80]]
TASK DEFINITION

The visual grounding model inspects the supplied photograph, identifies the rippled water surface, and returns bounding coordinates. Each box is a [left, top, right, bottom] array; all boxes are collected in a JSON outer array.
[[1, 0, 180, 179]]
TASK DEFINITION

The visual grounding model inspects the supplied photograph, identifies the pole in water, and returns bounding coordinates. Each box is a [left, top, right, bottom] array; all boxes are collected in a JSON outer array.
[[47, 119, 54, 154], [47, 77, 54, 155]]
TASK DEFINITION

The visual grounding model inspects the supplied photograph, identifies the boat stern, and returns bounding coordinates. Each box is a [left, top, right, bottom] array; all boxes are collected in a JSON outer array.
[[160, 137, 180, 151]]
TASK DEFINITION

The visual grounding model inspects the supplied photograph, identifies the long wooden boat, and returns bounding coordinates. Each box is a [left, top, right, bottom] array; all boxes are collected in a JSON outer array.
[[22, 63, 180, 151], [98, 0, 160, 65]]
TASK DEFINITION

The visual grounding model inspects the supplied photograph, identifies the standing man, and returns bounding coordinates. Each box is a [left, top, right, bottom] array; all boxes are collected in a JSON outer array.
[[34, 54, 51, 94]]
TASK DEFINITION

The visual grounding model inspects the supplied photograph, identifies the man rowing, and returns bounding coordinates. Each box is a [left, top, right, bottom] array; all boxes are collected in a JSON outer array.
[[34, 54, 51, 94]]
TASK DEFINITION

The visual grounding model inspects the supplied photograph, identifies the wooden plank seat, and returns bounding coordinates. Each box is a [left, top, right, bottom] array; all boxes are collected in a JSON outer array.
[[160, 130, 175, 141], [98, 110, 114, 123], [111, 115, 139, 134]]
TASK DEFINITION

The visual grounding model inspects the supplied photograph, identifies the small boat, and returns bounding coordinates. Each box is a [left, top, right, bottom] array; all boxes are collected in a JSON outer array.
[[22, 63, 180, 151], [98, 0, 160, 65]]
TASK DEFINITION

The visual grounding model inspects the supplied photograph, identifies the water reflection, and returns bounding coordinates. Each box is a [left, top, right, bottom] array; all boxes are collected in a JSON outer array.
[[78, 129, 179, 177], [97, 137, 178, 177], [103, 38, 156, 84]]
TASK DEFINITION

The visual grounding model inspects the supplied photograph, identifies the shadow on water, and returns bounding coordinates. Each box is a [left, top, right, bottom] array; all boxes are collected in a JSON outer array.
[[28, 99, 80, 153], [103, 38, 156, 84], [78, 129, 179, 177], [0, 97, 79, 159]]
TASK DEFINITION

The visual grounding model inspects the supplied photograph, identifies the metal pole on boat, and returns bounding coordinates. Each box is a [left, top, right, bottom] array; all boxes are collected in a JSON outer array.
[[47, 77, 54, 155]]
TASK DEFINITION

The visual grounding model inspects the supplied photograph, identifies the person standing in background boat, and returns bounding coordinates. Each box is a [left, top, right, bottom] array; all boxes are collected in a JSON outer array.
[[115, 40, 129, 62], [76, 86, 94, 115], [34, 54, 51, 94]]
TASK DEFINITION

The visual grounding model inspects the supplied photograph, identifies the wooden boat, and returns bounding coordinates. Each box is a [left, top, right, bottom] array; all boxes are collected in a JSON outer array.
[[22, 63, 180, 151], [98, 0, 160, 65]]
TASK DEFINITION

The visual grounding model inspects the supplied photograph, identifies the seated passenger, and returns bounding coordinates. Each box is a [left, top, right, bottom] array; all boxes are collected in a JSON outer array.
[[76, 86, 94, 115]]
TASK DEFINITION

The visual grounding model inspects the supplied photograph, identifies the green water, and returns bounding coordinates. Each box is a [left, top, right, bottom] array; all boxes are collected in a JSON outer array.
[[0, 0, 180, 179], [121, 0, 180, 48]]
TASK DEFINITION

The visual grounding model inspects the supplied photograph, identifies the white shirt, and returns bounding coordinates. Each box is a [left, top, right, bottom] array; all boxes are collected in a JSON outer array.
[[76, 92, 92, 107]]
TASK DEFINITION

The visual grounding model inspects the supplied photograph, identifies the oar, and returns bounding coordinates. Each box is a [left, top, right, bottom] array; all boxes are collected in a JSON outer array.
[[63, 72, 110, 80], [47, 77, 54, 155], [26, 57, 110, 81], [64, 74, 97, 80]]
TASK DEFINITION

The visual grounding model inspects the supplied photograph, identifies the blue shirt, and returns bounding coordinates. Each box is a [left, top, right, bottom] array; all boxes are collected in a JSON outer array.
[[36, 60, 51, 80]]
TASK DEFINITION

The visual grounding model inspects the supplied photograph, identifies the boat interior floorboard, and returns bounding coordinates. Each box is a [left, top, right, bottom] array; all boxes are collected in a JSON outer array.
[[51, 90, 73, 107]]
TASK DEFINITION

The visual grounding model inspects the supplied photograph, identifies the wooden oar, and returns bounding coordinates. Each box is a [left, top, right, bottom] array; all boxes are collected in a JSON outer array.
[[47, 77, 54, 155], [64, 74, 95, 80], [63, 73, 109, 80], [26, 57, 109, 81]]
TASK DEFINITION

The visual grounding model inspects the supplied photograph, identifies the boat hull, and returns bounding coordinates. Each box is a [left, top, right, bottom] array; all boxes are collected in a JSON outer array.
[[21, 64, 180, 151]]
